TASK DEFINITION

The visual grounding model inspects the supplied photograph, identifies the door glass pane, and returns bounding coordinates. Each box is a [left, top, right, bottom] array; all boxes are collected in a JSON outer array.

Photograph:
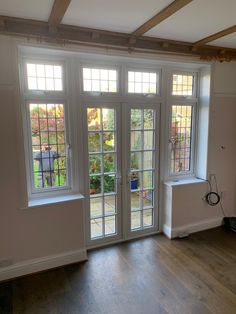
[[91, 218, 103, 238], [143, 171, 153, 189], [90, 197, 103, 218], [88, 107, 118, 240], [103, 132, 115, 152], [88, 133, 101, 152], [143, 131, 153, 150], [142, 190, 153, 208], [130, 172, 141, 191], [104, 153, 116, 173], [131, 211, 141, 230], [88, 108, 101, 131], [90, 176, 101, 195], [103, 108, 115, 130], [105, 216, 116, 235], [131, 191, 141, 210], [130, 152, 142, 170], [89, 154, 101, 174], [131, 109, 142, 129], [144, 109, 154, 129], [143, 151, 153, 169], [129, 108, 156, 232], [143, 209, 153, 227], [104, 195, 116, 215], [131, 131, 142, 150], [104, 174, 115, 194]]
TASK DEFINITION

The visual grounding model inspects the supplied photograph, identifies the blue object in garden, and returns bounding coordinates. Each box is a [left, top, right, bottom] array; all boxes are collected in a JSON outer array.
[[131, 179, 138, 190]]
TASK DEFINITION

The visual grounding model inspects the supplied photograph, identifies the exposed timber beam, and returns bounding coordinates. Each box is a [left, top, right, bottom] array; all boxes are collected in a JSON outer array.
[[194, 25, 236, 47], [48, 0, 71, 28], [0, 15, 236, 62], [132, 0, 193, 37]]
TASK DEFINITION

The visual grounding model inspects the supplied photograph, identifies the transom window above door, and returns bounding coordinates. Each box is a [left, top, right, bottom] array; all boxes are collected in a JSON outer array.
[[128, 70, 159, 94], [82, 67, 118, 93], [26, 62, 63, 91]]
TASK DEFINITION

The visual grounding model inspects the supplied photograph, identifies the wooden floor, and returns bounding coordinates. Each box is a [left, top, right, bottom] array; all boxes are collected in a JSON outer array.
[[0, 227, 236, 314]]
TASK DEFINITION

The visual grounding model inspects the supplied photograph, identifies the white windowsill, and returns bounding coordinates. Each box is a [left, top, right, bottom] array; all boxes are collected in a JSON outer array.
[[27, 193, 84, 208], [164, 178, 205, 187]]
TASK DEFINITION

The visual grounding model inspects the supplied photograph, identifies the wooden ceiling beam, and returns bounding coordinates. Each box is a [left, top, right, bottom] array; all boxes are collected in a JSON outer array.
[[194, 25, 236, 47], [132, 0, 193, 37], [48, 0, 71, 28], [1, 15, 236, 61]]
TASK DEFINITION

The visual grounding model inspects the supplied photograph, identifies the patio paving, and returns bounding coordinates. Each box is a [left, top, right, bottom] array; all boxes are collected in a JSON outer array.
[[90, 192, 153, 238]]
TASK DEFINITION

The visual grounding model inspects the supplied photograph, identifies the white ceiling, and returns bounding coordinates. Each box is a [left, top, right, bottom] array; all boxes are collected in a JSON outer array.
[[62, 0, 173, 33], [0, 0, 236, 48], [145, 0, 236, 43], [0, 0, 54, 21], [211, 33, 236, 49]]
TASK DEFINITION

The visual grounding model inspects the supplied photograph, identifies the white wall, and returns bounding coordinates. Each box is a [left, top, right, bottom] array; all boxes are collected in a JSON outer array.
[[163, 61, 236, 238], [163, 180, 223, 238], [208, 62, 236, 217], [0, 36, 86, 274]]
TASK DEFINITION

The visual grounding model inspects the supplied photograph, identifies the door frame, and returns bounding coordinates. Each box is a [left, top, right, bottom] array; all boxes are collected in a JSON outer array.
[[83, 102, 123, 248], [83, 102, 161, 248], [122, 103, 161, 240]]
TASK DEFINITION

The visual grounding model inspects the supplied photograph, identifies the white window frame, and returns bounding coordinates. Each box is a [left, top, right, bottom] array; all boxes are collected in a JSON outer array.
[[23, 59, 66, 95], [125, 67, 161, 97], [20, 57, 75, 200], [167, 69, 198, 180], [171, 70, 197, 98], [79, 62, 121, 96]]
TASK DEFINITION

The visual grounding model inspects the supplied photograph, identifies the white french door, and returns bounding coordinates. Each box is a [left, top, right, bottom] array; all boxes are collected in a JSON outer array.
[[124, 104, 159, 239], [84, 103, 160, 246]]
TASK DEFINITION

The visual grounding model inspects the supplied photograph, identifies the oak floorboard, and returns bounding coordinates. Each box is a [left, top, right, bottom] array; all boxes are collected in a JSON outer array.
[[0, 227, 235, 314]]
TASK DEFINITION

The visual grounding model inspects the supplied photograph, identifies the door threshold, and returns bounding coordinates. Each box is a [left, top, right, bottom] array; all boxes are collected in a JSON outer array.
[[87, 229, 161, 251]]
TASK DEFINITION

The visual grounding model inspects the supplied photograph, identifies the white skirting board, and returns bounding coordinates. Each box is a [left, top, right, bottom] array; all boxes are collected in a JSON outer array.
[[163, 217, 223, 239], [0, 248, 88, 282]]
